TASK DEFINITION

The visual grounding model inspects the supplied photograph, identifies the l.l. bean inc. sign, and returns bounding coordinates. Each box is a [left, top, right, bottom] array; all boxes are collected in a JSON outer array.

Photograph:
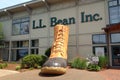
[[33, 12, 102, 29]]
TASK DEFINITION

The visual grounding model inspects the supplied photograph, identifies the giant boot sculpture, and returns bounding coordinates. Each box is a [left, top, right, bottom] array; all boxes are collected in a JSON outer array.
[[41, 24, 69, 74]]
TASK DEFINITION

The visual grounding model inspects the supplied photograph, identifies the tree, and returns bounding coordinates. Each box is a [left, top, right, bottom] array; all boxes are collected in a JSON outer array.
[[0, 22, 4, 61]]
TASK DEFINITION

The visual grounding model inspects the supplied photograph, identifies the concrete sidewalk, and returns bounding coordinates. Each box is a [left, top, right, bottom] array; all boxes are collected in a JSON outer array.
[[0, 69, 105, 80], [0, 70, 19, 77]]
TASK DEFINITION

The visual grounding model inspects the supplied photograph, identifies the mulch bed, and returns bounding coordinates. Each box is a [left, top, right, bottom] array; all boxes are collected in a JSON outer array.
[[3, 63, 39, 72], [4, 63, 19, 71]]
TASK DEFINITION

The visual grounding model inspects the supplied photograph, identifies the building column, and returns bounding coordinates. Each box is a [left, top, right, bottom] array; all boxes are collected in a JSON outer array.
[[28, 12, 32, 55], [8, 40, 11, 62], [47, 11, 51, 47], [106, 31, 111, 67], [75, 1, 80, 56], [28, 39, 31, 55]]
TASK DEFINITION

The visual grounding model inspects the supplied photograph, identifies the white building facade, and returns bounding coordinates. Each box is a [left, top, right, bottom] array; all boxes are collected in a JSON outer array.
[[0, 0, 120, 67]]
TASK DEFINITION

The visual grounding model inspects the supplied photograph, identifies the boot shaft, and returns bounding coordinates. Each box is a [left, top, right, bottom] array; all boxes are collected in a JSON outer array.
[[50, 24, 69, 59]]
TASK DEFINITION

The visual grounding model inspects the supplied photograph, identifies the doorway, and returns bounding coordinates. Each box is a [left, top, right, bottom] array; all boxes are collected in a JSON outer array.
[[112, 46, 120, 66]]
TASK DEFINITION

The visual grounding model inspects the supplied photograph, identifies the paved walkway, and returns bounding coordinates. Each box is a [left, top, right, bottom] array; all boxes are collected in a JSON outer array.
[[0, 69, 119, 80], [99, 69, 120, 80], [0, 69, 105, 80], [0, 70, 19, 77]]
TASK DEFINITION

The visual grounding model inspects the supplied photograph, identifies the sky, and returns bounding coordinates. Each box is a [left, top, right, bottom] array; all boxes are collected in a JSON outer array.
[[0, 0, 31, 9]]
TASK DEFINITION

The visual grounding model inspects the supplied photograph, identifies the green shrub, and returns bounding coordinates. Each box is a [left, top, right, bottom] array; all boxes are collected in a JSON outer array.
[[87, 64, 101, 71], [71, 58, 87, 69], [29, 67, 34, 70], [45, 47, 51, 57], [0, 64, 3, 69], [98, 56, 108, 68], [37, 66, 41, 69], [2, 63, 8, 68], [0, 63, 8, 69], [16, 65, 21, 70], [21, 54, 47, 68]]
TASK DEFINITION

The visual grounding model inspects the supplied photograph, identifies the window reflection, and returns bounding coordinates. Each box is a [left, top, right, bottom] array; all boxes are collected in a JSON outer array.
[[92, 34, 106, 44], [111, 33, 120, 43], [109, 0, 120, 24], [12, 17, 30, 35]]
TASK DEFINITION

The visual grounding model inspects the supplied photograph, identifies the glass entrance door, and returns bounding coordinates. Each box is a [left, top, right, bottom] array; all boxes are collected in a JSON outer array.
[[112, 46, 120, 66]]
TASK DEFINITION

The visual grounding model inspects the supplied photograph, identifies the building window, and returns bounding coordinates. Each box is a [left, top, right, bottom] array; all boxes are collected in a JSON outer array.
[[93, 46, 107, 56], [111, 33, 120, 43], [108, 0, 120, 24], [31, 49, 38, 54], [31, 39, 39, 47], [31, 39, 39, 54], [11, 40, 29, 61], [12, 40, 29, 48], [11, 49, 28, 61], [12, 17, 29, 35], [5, 42, 9, 48], [92, 34, 106, 44]]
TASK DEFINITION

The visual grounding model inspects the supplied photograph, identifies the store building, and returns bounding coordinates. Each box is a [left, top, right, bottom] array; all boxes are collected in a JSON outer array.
[[0, 0, 120, 67]]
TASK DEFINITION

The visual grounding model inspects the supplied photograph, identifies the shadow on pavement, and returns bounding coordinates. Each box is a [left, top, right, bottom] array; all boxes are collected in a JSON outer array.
[[39, 72, 64, 77]]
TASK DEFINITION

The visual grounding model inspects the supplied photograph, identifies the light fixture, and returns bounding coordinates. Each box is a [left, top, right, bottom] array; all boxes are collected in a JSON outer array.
[[23, 4, 26, 7], [42, 0, 45, 2], [4, 9, 7, 12]]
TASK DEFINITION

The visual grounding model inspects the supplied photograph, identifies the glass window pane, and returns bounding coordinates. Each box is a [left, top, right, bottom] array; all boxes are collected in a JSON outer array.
[[12, 24, 20, 35], [31, 39, 39, 47], [111, 33, 120, 43], [12, 17, 30, 35], [93, 34, 106, 44], [31, 48, 38, 54], [20, 22, 29, 34], [110, 19, 119, 24], [21, 17, 29, 22], [110, 14, 118, 19], [12, 41, 17, 48], [119, 6, 120, 15], [109, 7, 118, 14], [113, 0, 118, 6], [109, 6, 119, 24], [109, 0, 118, 7], [18, 49, 28, 60], [93, 35, 99, 44], [5, 42, 9, 48], [13, 19, 21, 23], [99, 35, 106, 43], [119, 0, 120, 4], [23, 40, 29, 47], [109, 1, 113, 7], [108, 1, 120, 24]]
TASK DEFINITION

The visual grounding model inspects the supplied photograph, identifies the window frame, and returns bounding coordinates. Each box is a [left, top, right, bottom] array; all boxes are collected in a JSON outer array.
[[92, 34, 107, 44], [93, 46, 107, 56], [12, 40, 29, 48], [31, 39, 39, 47], [12, 17, 30, 35], [108, 0, 120, 24], [110, 33, 120, 43]]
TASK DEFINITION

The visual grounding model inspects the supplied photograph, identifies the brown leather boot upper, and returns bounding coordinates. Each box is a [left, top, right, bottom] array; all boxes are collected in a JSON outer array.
[[50, 24, 69, 59]]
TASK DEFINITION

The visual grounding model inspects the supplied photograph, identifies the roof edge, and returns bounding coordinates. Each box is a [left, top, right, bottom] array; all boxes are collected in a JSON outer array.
[[0, 0, 42, 12]]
